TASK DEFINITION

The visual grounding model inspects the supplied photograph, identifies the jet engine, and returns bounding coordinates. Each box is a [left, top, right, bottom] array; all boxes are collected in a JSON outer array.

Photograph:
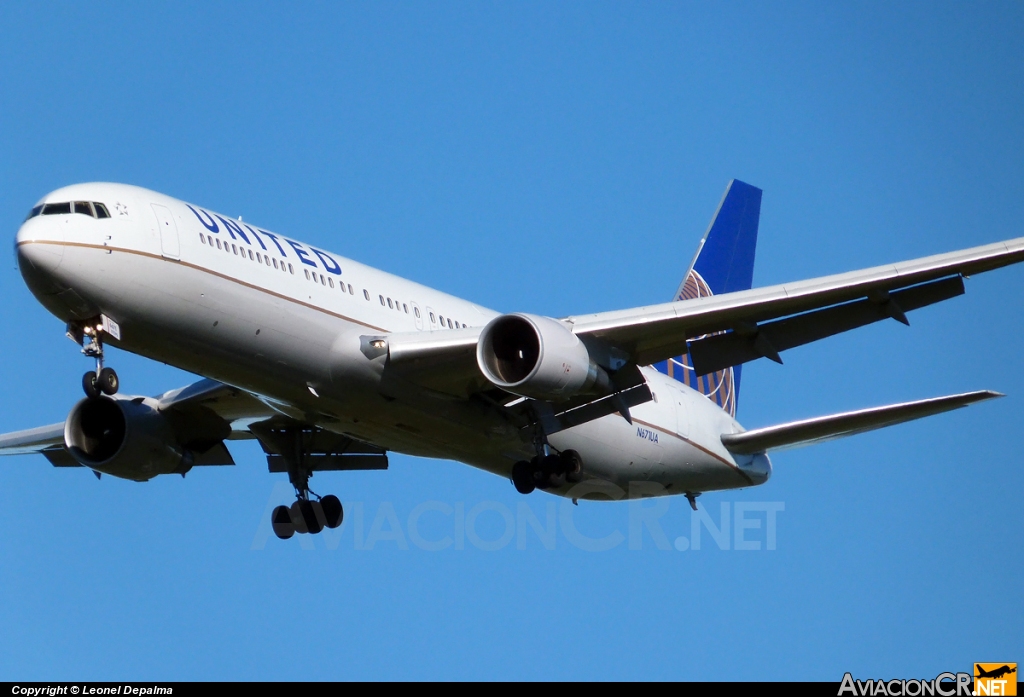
[[64, 396, 193, 481], [476, 313, 611, 400]]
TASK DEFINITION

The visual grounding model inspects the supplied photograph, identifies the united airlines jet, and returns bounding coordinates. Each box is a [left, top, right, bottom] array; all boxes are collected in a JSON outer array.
[[3, 181, 1021, 539]]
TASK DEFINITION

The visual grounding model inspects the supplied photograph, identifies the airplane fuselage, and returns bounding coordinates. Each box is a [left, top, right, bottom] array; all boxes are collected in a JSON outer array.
[[15, 183, 770, 498]]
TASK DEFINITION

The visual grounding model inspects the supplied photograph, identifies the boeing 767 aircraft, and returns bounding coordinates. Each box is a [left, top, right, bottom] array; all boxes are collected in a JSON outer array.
[[3, 180, 1021, 539]]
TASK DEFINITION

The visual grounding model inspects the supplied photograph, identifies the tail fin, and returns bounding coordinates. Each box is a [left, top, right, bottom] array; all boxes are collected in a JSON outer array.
[[654, 179, 762, 417]]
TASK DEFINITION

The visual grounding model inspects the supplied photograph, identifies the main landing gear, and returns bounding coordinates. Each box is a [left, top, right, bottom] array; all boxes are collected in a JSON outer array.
[[272, 492, 344, 540], [511, 449, 583, 495], [73, 320, 119, 399], [268, 427, 344, 540]]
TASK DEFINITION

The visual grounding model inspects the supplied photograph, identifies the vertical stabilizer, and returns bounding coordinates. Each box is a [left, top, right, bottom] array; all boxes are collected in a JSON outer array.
[[653, 180, 762, 416]]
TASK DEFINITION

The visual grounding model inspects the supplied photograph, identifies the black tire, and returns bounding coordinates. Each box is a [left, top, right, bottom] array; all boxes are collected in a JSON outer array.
[[321, 494, 344, 528], [561, 449, 584, 483], [272, 505, 294, 540], [543, 454, 566, 488], [82, 371, 101, 399], [531, 456, 550, 490], [288, 501, 309, 534], [511, 460, 535, 495], [298, 499, 323, 535], [98, 367, 119, 395]]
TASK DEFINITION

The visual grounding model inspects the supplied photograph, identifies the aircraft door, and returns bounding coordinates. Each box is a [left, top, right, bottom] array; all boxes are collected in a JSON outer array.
[[411, 302, 423, 330], [151, 204, 179, 260]]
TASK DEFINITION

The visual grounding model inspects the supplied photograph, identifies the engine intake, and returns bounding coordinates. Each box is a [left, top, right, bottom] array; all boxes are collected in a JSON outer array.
[[477, 313, 610, 400], [65, 396, 191, 481]]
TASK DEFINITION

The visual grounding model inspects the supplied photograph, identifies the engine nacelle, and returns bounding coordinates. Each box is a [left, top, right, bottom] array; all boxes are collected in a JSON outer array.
[[64, 396, 192, 481], [476, 313, 610, 400]]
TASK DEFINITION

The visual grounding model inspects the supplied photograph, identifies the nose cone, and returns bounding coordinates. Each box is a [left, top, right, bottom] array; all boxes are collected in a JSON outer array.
[[16, 216, 65, 293]]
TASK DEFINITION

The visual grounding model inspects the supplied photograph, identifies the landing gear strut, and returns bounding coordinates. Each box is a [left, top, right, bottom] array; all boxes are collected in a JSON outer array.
[[511, 449, 583, 495], [74, 320, 119, 399], [267, 426, 344, 540]]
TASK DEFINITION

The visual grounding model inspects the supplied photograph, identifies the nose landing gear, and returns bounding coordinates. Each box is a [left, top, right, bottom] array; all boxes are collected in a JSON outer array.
[[70, 318, 119, 399]]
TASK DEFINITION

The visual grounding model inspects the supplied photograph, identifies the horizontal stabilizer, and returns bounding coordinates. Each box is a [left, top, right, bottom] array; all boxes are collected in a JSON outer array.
[[720, 390, 1001, 455]]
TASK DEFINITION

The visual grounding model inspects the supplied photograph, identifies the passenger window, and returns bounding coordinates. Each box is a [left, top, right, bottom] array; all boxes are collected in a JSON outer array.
[[379, 295, 385, 305], [42, 202, 72, 215], [447, 318, 453, 329], [248, 250, 254, 260], [94, 203, 111, 218], [429, 312, 435, 323], [232, 244, 237, 254], [414, 307, 421, 318], [348, 284, 354, 295], [217, 239, 222, 250], [200, 233, 206, 244], [403, 304, 408, 314], [439, 316, 445, 327], [272, 258, 277, 269], [387, 298, 393, 309], [321, 274, 326, 286], [24, 205, 43, 221], [305, 270, 310, 280], [74, 201, 94, 217], [328, 278, 334, 288], [364, 289, 370, 300]]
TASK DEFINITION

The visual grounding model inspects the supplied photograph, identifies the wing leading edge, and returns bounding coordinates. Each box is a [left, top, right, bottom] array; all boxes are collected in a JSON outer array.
[[571, 235, 1024, 371]]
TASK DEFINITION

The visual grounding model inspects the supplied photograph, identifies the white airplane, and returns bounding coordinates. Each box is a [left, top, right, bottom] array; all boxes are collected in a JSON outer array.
[[3, 180, 1022, 540]]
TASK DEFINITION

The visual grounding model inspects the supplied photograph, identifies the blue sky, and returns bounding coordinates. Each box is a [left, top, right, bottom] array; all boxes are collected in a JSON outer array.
[[1, 2, 1021, 681]]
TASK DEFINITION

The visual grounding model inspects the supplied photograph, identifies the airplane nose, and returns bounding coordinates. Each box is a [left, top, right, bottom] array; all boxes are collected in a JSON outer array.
[[16, 217, 64, 275]]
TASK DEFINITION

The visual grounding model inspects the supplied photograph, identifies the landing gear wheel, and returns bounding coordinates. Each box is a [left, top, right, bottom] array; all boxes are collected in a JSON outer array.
[[511, 460, 536, 494], [82, 371, 101, 399], [542, 454, 566, 488], [296, 499, 323, 535], [289, 500, 309, 534], [97, 367, 119, 395], [272, 505, 294, 539], [561, 449, 583, 483], [321, 495, 344, 528]]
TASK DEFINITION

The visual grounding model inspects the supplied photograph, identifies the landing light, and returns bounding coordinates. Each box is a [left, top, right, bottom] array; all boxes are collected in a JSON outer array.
[[370, 339, 387, 349]]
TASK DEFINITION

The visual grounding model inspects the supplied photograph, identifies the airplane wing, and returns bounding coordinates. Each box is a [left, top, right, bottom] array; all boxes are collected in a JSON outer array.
[[0, 378, 276, 469], [570, 236, 1024, 373], [0, 422, 66, 456], [377, 236, 1024, 410], [720, 390, 1001, 455]]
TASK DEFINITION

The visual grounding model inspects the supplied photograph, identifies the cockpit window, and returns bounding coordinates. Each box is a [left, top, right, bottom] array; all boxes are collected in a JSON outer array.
[[35, 201, 111, 218], [42, 202, 72, 215]]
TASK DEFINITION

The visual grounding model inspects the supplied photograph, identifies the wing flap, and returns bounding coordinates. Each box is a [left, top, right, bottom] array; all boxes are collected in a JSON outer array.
[[720, 390, 1002, 455], [688, 275, 965, 375]]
